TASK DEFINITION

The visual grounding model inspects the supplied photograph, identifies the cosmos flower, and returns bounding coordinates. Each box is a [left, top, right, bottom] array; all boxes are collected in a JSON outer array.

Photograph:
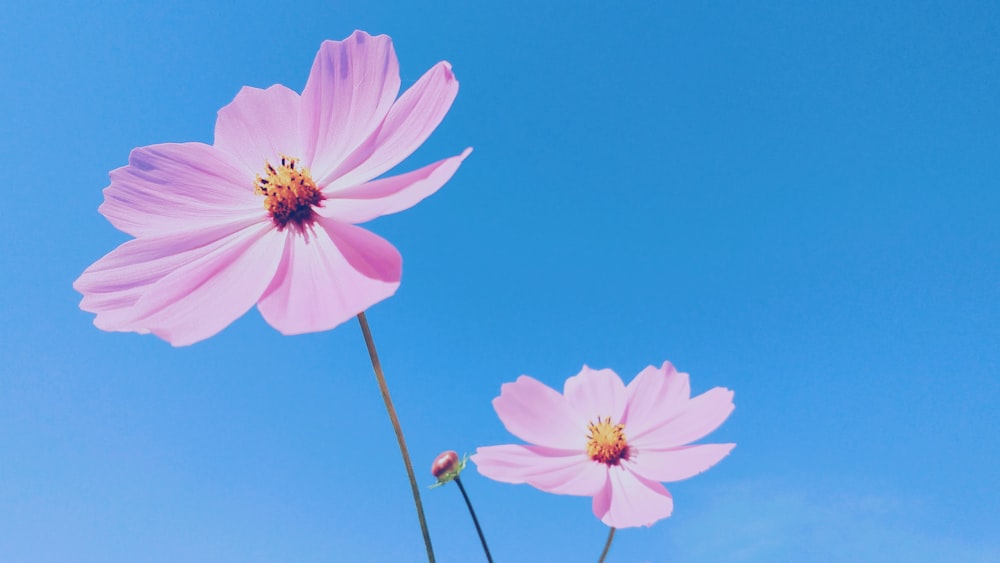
[[74, 30, 470, 346], [471, 363, 735, 528]]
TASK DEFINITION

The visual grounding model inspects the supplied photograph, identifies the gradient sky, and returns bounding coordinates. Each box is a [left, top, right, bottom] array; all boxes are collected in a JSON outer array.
[[2, 1, 998, 561]]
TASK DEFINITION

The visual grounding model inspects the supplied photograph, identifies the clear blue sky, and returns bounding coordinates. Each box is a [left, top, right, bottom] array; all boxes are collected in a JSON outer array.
[[2, 1, 998, 561]]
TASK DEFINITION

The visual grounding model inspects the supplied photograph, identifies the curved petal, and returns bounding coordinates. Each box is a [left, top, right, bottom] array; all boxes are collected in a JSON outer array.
[[492, 375, 587, 450], [100, 143, 263, 238], [593, 466, 674, 528], [255, 221, 400, 335], [321, 219, 402, 283], [622, 362, 690, 437], [471, 445, 607, 496], [563, 366, 627, 425], [85, 222, 282, 346], [628, 443, 735, 483], [630, 387, 735, 449], [299, 31, 401, 179], [318, 61, 458, 190], [75, 217, 264, 330], [214, 84, 304, 175], [319, 148, 471, 224]]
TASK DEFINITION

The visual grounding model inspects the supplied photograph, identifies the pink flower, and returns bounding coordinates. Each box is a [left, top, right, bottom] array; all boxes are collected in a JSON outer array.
[[471, 363, 735, 528], [73, 30, 470, 346]]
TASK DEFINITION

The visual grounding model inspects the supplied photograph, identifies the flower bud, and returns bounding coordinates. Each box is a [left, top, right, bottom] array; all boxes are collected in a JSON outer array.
[[430, 450, 466, 487]]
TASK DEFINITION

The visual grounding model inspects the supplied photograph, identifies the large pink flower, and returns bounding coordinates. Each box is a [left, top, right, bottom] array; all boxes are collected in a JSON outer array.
[[74, 31, 470, 346], [471, 363, 735, 528]]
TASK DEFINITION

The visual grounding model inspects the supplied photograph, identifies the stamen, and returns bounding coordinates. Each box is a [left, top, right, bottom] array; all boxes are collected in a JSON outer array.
[[254, 155, 323, 229], [586, 417, 629, 466]]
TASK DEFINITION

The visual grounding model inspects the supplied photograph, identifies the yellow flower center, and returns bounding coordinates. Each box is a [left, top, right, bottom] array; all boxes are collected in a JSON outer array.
[[586, 417, 629, 465], [254, 155, 323, 229]]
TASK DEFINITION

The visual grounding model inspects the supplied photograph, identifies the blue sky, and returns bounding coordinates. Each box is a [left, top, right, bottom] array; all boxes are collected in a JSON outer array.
[[1, 1, 998, 561]]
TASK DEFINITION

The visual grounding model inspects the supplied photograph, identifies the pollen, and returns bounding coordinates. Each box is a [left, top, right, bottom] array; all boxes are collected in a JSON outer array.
[[254, 155, 323, 229], [586, 417, 629, 465]]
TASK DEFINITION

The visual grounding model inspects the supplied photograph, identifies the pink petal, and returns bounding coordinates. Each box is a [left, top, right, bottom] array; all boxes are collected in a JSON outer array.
[[321, 219, 402, 283], [592, 465, 674, 528], [214, 84, 304, 175], [471, 445, 607, 496], [492, 376, 588, 450], [75, 217, 263, 330], [255, 220, 400, 335], [318, 61, 459, 190], [627, 443, 736, 483], [100, 143, 263, 238], [622, 362, 690, 437], [563, 366, 627, 425], [630, 387, 735, 450], [83, 222, 283, 346], [299, 31, 401, 179], [319, 148, 471, 224]]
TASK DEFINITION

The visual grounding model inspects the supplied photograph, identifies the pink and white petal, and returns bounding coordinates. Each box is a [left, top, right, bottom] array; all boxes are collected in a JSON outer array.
[[319, 219, 402, 284], [592, 466, 674, 529], [100, 142, 263, 238], [563, 366, 627, 426], [255, 222, 400, 335], [492, 376, 588, 450], [630, 387, 735, 450], [214, 85, 304, 175], [115, 222, 283, 346], [318, 61, 459, 190], [627, 443, 735, 483], [318, 148, 471, 224], [75, 217, 264, 330], [299, 31, 401, 178], [471, 445, 607, 496], [622, 362, 690, 438]]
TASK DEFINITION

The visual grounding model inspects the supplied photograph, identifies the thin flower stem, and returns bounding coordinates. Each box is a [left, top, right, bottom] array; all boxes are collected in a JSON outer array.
[[454, 476, 494, 563], [598, 527, 616, 563], [356, 312, 435, 563]]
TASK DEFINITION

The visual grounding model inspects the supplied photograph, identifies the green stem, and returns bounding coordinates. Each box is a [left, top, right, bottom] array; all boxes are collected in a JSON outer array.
[[357, 312, 435, 562], [598, 527, 616, 563], [454, 476, 493, 563]]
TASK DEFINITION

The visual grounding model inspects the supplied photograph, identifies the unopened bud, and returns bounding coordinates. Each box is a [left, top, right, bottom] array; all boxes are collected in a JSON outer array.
[[430, 450, 466, 487]]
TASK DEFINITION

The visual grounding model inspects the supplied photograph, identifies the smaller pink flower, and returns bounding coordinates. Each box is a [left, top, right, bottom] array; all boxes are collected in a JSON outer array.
[[471, 362, 735, 528]]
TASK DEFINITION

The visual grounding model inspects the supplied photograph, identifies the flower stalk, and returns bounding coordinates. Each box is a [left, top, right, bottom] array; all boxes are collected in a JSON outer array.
[[598, 527, 616, 563], [357, 312, 434, 562]]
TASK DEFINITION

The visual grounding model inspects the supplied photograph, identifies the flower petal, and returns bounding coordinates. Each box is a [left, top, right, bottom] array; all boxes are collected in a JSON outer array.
[[83, 222, 282, 346], [471, 445, 607, 496], [319, 148, 471, 224], [622, 362, 690, 437], [214, 84, 304, 175], [563, 366, 627, 425], [100, 143, 262, 238], [299, 31, 401, 179], [630, 387, 735, 449], [255, 221, 400, 335], [592, 465, 674, 528], [74, 217, 264, 331], [492, 375, 588, 450], [628, 443, 735, 483], [320, 219, 402, 283], [318, 60, 459, 190]]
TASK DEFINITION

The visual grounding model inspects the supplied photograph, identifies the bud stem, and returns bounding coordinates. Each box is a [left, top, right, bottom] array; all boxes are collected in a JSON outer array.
[[454, 476, 493, 563]]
